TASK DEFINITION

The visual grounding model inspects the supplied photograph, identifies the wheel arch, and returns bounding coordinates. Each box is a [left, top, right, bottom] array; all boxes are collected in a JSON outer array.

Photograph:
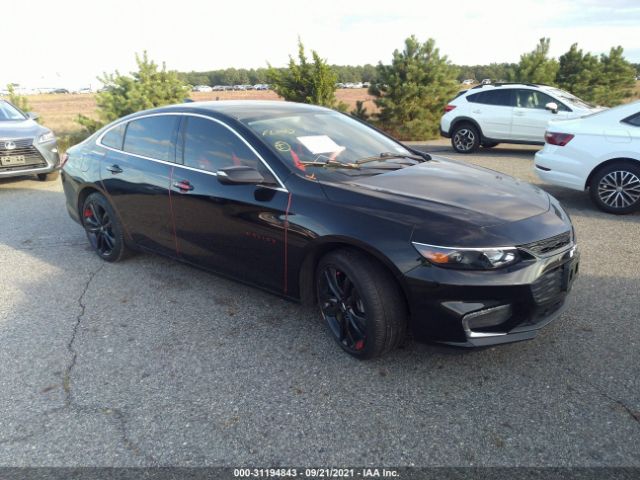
[[450, 116, 486, 141], [585, 157, 640, 189], [297, 237, 411, 309]]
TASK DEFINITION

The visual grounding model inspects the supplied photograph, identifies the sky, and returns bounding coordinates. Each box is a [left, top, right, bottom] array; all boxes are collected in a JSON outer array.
[[3, 0, 640, 89]]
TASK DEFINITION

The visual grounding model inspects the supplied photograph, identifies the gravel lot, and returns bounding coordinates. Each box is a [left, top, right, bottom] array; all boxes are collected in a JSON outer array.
[[0, 141, 639, 467]]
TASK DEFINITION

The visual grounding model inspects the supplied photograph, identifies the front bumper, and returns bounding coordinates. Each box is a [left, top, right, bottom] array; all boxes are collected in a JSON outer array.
[[0, 138, 60, 178], [404, 244, 579, 347]]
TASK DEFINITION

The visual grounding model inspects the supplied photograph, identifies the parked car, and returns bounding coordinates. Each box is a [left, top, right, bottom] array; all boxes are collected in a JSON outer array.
[[461, 79, 475, 85], [535, 101, 640, 214], [0, 100, 60, 181], [77, 87, 93, 94], [441, 83, 602, 153], [254, 84, 269, 90], [62, 101, 579, 359], [192, 85, 212, 93], [52, 88, 70, 94], [480, 79, 492, 85]]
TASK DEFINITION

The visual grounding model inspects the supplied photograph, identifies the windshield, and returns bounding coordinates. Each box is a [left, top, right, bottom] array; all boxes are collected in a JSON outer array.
[[0, 101, 27, 121], [547, 88, 596, 110], [242, 110, 417, 179]]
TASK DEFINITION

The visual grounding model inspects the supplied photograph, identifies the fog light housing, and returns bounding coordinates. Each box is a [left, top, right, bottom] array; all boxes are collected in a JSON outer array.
[[462, 304, 512, 337]]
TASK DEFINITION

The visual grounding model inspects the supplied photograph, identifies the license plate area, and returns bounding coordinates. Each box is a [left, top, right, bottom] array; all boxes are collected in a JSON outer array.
[[0, 155, 26, 166]]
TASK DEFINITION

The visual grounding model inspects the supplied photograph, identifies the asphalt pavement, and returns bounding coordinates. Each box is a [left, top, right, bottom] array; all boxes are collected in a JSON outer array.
[[0, 140, 639, 467]]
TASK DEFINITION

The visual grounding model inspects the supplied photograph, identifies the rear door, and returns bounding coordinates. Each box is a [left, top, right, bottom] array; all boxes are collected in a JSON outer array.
[[169, 115, 290, 292], [99, 114, 180, 257], [465, 89, 514, 140], [511, 89, 572, 142]]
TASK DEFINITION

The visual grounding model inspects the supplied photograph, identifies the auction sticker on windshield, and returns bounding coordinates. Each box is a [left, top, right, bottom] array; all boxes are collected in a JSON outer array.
[[297, 135, 342, 154]]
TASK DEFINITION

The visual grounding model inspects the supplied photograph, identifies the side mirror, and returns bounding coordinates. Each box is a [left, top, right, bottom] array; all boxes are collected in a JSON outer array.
[[545, 102, 558, 114], [27, 112, 39, 120], [217, 165, 264, 185]]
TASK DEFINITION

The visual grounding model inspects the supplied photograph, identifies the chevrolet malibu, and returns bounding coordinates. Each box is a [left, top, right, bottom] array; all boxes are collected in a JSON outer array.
[[62, 101, 579, 359], [0, 100, 59, 181]]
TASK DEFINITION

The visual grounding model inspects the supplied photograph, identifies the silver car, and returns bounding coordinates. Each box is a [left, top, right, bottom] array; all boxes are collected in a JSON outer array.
[[0, 100, 60, 181]]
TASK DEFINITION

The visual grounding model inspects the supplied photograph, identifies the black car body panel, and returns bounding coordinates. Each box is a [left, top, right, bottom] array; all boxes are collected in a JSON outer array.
[[62, 101, 578, 348]]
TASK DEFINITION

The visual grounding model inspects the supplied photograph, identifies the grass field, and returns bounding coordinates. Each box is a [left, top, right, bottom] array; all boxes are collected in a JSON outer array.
[[26, 89, 377, 136]]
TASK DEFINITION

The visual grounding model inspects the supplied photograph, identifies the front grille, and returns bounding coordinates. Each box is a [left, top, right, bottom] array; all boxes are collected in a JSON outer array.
[[520, 231, 571, 257], [0, 138, 46, 170], [531, 267, 563, 304], [0, 137, 33, 149]]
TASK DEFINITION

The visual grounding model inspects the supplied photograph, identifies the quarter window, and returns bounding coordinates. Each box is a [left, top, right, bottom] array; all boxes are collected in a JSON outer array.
[[123, 116, 178, 161], [182, 116, 276, 184], [622, 112, 640, 127], [101, 123, 126, 150]]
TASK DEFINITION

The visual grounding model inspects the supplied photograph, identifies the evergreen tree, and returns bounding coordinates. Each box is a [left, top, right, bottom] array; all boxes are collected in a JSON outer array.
[[556, 43, 601, 100], [267, 39, 346, 110], [6, 84, 31, 113], [369, 36, 459, 140], [350, 100, 369, 121], [592, 46, 636, 106], [508, 38, 558, 85], [77, 51, 189, 133]]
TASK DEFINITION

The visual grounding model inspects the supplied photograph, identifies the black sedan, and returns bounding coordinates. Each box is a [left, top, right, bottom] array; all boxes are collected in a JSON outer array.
[[62, 101, 579, 359]]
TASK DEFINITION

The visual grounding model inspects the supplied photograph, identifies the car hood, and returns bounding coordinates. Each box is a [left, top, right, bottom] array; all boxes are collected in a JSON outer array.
[[341, 157, 550, 228], [0, 119, 46, 139]]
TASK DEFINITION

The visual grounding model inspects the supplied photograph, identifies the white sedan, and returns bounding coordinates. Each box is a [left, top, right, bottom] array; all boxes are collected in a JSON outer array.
[[534, 101, 640, 214]]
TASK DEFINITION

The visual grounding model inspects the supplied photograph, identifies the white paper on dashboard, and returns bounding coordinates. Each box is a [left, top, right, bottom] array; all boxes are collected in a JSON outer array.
[[297, 135, 342, 154]]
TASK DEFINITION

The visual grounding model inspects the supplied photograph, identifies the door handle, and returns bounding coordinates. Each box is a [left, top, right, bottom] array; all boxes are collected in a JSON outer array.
[[513, 110, 525, 117], [173, 180, 194, 192], [472, 109, 481, 114], [106, 164, 123, 174]]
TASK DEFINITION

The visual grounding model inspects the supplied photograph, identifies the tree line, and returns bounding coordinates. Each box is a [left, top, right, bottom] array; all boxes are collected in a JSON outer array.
[[20, 35, 635, 145]]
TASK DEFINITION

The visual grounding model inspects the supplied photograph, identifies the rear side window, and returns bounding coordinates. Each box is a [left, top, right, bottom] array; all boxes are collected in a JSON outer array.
[[182, 116, 276, 184], [622, 112, 640, 127], [101, 123, 125, 150], [467, 90, 513, 106], [123, 116, 178, 161]]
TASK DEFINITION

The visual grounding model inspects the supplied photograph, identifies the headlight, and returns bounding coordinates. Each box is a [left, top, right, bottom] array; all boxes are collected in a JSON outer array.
[[38, 131, 55, 143], [412, 242, 520, 270]]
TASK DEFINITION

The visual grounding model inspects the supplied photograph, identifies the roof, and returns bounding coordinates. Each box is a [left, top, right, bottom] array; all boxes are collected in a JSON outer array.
[[158, 100, 331, 121]]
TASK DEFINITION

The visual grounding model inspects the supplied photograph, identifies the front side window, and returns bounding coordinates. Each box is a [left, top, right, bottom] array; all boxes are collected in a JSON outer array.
[[515, 90, 569, 111], [182, 116, 276, 184], [123, 115, 178, 161]]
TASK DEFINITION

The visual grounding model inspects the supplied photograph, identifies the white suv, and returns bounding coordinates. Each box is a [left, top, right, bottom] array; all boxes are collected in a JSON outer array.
[[440, 83, 602, 153]]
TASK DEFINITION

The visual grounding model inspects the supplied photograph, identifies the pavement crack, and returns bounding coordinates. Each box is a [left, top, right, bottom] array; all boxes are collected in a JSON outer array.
[[62, 264, 105, 406]]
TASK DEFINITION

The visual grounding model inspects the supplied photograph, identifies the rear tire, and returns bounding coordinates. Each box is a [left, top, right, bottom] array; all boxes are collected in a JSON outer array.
[[451, 123, 480, 153], [316, 249, 407, 359], [82, 192, 132, 262], [37, 171, 59, 181], [589, 161, 640, 214]]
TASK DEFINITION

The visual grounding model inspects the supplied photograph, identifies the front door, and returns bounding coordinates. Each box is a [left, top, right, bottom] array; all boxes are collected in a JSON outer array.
[[511, 89, 571, 142], [169, 115, 290, 293]]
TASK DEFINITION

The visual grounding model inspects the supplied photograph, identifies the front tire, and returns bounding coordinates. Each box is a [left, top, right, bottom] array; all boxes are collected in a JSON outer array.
[[589, 162, 640, 214], [451, 123, 480, 153], [316, 249, 407, 359], [82, 193, 131, 262]]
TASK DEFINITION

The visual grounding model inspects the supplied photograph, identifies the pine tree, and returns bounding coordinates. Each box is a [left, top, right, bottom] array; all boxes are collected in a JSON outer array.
[[267, 39, 346, 110], [369, 36, 459, 140], [508, 38, 558, 85], [77, 51, 190, 133], [6, 84, 31, 113], [592, 46, 636, 106], [556, 44, 601, 100]]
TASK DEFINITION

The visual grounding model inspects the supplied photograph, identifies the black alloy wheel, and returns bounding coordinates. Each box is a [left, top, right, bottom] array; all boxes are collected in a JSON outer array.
[[316, 249, 407, 359], [82, 193, 130, 261]]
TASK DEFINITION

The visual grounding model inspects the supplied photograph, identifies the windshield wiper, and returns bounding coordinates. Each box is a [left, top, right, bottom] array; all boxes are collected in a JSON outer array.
[[355, 152, 426, 165], [299, 159, 360, 169]]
